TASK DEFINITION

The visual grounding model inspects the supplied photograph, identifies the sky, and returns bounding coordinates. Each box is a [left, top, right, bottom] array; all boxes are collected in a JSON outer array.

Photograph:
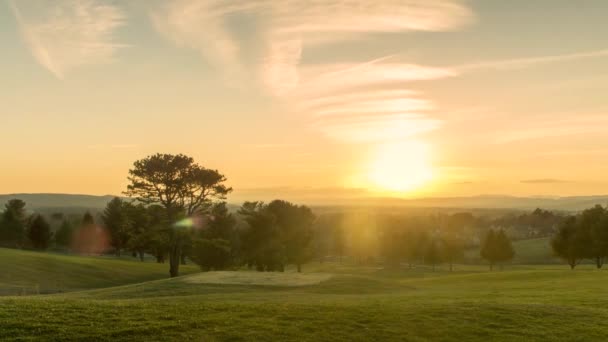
[[1, 0, 608, 202]]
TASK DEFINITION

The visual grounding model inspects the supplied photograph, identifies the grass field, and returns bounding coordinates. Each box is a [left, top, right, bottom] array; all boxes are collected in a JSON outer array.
[[2, 247, 607, 341]]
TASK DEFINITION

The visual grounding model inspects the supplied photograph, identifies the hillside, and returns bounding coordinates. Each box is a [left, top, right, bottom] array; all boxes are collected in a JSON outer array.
[[0, 248, 199, 295]]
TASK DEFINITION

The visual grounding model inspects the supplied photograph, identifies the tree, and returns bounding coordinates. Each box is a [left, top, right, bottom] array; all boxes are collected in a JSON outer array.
[[481, 229, 514, 270], [380, 227, 405, 267], [551, 216, 585, 269], [424, 237, 443, 271], [0, 199, 27, 247], [190, 238, 232, 271], [27, 215, 52, 250], [101, 197, 131, 256], [55, 220, 74, 249], [266, 200, 315, 272], [143, 204, 171, 263], [124, 153, 231, 277], [494, 229, 515, 269], [199, 202, 239, 262], [239, 201, 284, 271], [441, 234, 465, 272], [125, 203, 152, 261], [480, 229, 497, 270], [578, 205, 608, 268], [404, 230, 429, 268]]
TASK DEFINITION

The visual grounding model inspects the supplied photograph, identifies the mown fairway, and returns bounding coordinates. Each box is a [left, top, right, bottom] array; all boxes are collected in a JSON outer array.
[[1, 249, 608, 341]]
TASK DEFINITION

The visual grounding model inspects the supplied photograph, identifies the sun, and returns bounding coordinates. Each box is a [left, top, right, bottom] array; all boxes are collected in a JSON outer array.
[[368, 140, 434, 193]]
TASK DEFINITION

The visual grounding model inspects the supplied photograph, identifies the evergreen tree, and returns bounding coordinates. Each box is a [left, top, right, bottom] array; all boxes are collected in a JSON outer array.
[[102, 197, 131, 256], [27, 214, 52, 250], [0, 199, 27, 247]]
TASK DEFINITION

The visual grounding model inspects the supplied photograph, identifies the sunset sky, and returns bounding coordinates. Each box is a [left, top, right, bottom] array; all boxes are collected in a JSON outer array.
[[2, 0, 608, 202]]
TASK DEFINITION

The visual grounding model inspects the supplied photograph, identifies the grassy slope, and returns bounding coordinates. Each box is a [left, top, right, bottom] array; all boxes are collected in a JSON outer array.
[[2, 261, 608, 341], [0, 248, 198, 295]]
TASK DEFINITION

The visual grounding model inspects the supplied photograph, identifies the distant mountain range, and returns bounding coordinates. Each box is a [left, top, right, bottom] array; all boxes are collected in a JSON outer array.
[[0, 193, 117, 211], [2, 193, 608, 213]]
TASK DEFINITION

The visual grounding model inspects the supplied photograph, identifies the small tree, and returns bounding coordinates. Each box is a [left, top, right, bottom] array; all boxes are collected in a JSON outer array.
[[0, 199, 27, 247], [480, 229, 497, 270], [102, 197, 131, 257], [424, 237, 443, 272], [55, 220, 74, 249], [494, 229, 515, 269], [190, 238, 232, 271], [551, 216, 586, 269], [481, 229, 514, 270], [441, 234, 465, 272], [27, 215, 52, 250]]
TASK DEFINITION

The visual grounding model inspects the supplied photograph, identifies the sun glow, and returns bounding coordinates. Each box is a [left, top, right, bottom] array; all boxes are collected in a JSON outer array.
[[368, 140, 434, 193]]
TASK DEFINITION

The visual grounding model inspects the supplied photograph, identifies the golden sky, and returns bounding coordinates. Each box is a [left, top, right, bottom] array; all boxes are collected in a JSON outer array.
[[2, 0, 608, 202]]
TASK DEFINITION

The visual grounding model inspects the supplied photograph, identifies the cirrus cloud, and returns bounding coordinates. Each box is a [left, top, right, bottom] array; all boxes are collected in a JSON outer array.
[[152, 0, 473, 143], [9, 0, 126, 79]]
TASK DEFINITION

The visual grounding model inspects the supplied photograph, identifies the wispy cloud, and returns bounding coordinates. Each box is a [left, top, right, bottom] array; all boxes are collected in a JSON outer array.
[[455, 48, 608, 73], [9, 0, 126, 78], [151, 0, 473, 143], [495, 114, 608, 144], [521, 179, 571, 184], [290, 60, 453, 142]]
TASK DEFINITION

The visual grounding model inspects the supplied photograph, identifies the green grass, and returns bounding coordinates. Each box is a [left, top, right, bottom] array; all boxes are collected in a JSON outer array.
[[2, 247, 608, 341], [466, 237, 559, 264], [0, 248, 199, 295]]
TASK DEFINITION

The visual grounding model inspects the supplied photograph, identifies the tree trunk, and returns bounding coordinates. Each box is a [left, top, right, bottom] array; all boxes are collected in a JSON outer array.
[[169, 245, 181, 278], [596, 257, 603, 269], [138, 251, 144, 262], [297, 263, 302, 273]]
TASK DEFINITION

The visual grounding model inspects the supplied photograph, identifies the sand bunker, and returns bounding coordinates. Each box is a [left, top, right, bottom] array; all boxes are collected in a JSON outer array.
[[183, 271, 332, 287]]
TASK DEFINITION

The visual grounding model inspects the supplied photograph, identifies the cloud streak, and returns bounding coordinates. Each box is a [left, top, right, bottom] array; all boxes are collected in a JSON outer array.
[[521, 179, 571, 184], [455, 48, 608, 73], [495, 114, 608, 144], [10, 0, 126, 78]]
